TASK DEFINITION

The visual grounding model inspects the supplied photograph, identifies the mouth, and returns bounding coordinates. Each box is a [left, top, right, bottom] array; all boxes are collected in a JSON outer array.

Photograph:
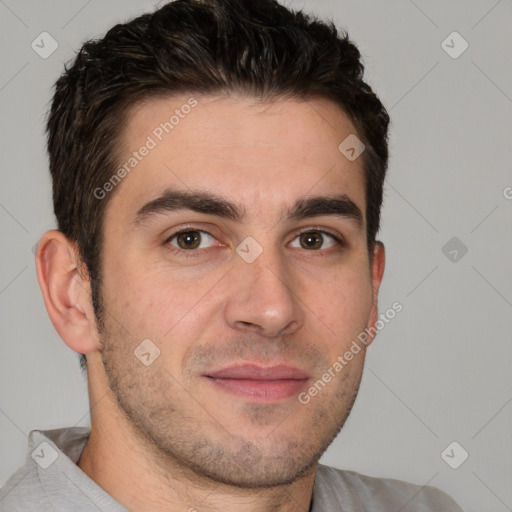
[[204, 364, 310, 402]]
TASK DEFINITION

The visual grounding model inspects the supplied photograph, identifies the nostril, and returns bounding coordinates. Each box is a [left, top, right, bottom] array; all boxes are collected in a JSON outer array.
[[236, 321, 264, 333]]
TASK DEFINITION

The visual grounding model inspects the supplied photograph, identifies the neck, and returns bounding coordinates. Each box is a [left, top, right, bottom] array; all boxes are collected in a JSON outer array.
[[77, 356, 316, 512]]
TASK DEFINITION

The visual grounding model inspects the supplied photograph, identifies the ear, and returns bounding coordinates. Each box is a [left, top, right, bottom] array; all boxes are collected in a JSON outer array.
[[35, 230, 100, 356], [364, 241, 386, 347]]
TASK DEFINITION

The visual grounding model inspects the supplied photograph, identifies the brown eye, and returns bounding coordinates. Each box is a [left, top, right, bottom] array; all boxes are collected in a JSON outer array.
[[299, 231, 323, 249], [290, 230, 339, 251], [168, 230, 215, 250]]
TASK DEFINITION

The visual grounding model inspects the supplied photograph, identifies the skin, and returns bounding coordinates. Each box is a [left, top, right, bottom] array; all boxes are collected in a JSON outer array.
[[36, 94, 385, 512]]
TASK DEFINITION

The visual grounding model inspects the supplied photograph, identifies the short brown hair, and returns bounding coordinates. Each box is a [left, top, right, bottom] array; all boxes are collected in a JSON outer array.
[[46, 0, 390, 374]]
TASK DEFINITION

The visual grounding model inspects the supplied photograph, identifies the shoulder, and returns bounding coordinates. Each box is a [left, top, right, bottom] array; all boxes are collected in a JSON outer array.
[[0, 463, 51, 512], [313, 464, 464, 511], [0, 427, 91, 512]]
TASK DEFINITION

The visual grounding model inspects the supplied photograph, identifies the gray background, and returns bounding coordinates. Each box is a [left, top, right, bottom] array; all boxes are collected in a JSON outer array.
[[1, 1, 511, 510]]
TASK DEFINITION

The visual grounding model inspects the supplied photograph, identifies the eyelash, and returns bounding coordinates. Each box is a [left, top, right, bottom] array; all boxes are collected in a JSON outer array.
[[163, 225, 346, 259]]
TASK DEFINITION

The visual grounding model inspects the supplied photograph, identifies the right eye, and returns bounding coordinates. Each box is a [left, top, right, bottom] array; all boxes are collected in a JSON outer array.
[[166, 229, 217, 251]]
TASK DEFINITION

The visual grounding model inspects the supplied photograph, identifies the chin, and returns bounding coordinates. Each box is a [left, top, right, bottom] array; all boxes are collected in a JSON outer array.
[[186, 448, 319, 489], [156, 428, 327, 489]]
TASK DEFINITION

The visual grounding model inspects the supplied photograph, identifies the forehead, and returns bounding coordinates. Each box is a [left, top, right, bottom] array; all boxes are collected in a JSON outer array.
[[107, 93, 366, 226]]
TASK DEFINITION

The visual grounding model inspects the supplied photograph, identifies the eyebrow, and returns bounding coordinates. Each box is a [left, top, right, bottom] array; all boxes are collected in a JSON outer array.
[[132, 189, 363, 229]]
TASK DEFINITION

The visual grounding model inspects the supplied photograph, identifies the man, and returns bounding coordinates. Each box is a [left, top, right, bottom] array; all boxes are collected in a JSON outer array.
[[0, 0, 463, 510]]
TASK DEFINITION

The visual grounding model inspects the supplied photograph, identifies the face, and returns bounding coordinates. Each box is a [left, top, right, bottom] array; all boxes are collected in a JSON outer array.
[[95, 94, 382, 488]]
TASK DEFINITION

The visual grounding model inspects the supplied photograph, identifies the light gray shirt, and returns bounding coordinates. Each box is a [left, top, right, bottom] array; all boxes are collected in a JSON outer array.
[[0, 427, 463, 511]]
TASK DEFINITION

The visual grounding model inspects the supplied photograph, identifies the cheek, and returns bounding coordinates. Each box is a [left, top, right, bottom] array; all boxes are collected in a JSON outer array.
[[101, 259, 221, 352], [312, 265, 372, 346]]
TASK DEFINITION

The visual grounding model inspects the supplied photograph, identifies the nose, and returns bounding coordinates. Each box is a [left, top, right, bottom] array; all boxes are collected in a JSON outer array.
[[223, 247, 305, 338]]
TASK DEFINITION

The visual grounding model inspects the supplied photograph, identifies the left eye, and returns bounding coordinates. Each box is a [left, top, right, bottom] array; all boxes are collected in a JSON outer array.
[[289, 230, 339, 250], [167, 230, 216, 250]]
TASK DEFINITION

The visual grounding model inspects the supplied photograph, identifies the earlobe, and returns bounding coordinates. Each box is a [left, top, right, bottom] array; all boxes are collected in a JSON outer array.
[[35, 230, 100, 356], [371, 241, 385, 297]]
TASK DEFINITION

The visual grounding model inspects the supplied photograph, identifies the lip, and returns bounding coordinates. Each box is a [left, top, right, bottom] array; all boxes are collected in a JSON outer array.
[[207, 364, 309, 380], [204, 364, 310, 402]]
